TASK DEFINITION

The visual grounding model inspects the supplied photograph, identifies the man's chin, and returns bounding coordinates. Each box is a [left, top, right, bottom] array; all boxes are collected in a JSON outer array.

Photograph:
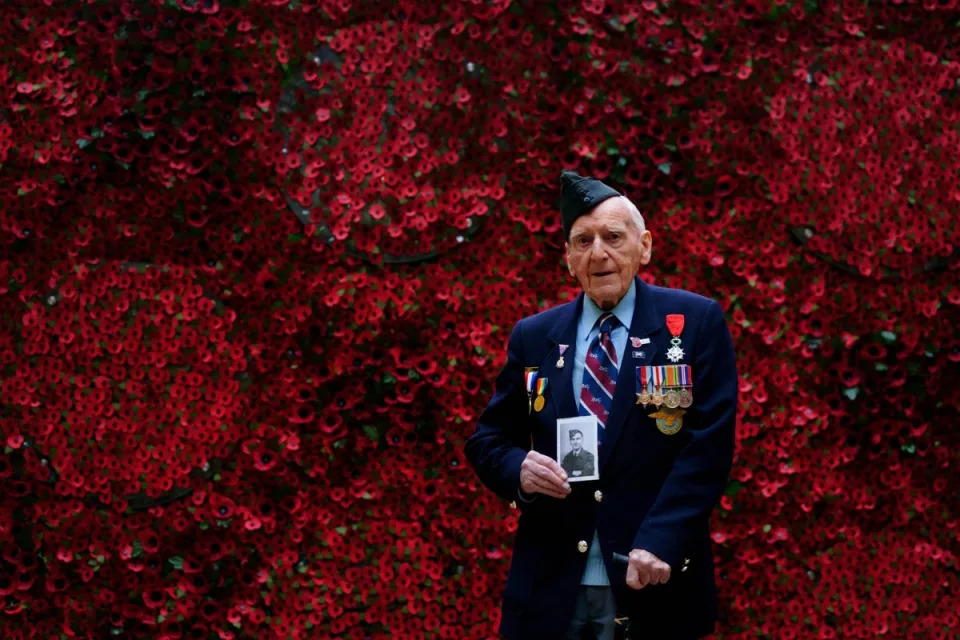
[[590, 290, 622, 311]]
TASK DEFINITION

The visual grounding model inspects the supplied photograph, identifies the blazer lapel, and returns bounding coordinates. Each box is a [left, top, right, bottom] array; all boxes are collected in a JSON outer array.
[[599, 277, 664, 471], [545, 294, 582, 420]]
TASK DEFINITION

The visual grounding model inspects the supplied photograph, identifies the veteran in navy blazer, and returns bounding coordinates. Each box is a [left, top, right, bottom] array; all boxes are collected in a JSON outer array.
[[465, 171, 738, 639]]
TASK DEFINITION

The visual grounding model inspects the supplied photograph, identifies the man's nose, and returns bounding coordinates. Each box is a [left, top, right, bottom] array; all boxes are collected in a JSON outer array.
[[588, 237, 610, 256]]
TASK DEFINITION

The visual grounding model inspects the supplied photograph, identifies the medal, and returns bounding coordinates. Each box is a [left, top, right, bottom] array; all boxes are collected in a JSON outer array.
[[635, 366, 650, 406], [663, 365, 680, 408], [678, 365, 693, 407], [664, 391, 680, 408], [651, 366, 664, 406], [524, 367, 538, 414], [557, 344, 568, 369], [533, 378, 548, 412], [665, 314, 686, 363], [650, 407, 685, 435]]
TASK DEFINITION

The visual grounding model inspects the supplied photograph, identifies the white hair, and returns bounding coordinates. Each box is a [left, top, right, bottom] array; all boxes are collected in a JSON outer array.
[[619, 195, 646, 232]]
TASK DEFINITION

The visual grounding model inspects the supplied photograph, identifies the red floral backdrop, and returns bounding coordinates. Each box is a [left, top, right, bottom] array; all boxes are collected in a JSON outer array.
[[1, 0, 958, 638]]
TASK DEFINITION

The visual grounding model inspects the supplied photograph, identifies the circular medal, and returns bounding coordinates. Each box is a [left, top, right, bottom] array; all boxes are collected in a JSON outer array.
[[651, 392, 664, 406], [678, 389, 693, 408], [656, 416, 683, 435], [639, 391, 652, 405], [533, 395, 545, 412], [664, 391, 680, 409]]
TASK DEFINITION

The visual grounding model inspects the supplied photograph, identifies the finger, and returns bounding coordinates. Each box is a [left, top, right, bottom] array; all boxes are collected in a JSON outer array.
[[625, 565, 640, 590], [634, 565, 651, 588], [528, 451, 568, 481], [526, 476, 569, 499], [520, 470, 546, 496], [531, 463, 569, 490], [522, 455, 562, 485], [542, 457, 568, 482]]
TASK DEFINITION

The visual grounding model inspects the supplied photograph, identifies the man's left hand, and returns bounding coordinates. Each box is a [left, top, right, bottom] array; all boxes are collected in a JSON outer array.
[[625, 549, 671, 590]]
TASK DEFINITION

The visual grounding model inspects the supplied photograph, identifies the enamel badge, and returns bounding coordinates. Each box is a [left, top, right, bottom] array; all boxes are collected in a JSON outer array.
[[665, 314, 685, 363], [650, 407, 685, 435]]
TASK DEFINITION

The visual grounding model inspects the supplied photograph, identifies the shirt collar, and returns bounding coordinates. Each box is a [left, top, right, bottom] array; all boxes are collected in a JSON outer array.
[[579, 279, 635, 341]]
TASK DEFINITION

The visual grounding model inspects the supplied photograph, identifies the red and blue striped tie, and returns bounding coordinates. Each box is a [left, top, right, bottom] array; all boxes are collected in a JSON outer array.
[[579, 313, 619, 430]]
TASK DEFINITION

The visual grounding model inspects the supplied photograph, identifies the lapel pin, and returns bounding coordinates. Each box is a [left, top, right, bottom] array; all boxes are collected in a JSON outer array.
[[557, 344, 568, 369]]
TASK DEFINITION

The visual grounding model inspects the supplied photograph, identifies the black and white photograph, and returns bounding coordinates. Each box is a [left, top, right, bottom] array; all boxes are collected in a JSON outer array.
[[556, 416, 599, 482]]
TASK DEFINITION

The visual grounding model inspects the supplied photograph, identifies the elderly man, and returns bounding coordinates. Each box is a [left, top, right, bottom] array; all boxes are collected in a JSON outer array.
[[465, 171, 737, 639]]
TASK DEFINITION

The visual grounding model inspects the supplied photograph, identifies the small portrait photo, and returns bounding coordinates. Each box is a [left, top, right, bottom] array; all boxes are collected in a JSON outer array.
[[556, 416, 599, 482]]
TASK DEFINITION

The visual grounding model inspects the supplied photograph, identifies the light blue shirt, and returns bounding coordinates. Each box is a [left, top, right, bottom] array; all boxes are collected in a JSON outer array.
[[572, 280, 635, 586]]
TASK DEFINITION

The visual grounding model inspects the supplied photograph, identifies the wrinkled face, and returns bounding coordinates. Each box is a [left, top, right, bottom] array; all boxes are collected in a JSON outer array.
[[565, 198, 653, 311], [569, 432, 583, 451]]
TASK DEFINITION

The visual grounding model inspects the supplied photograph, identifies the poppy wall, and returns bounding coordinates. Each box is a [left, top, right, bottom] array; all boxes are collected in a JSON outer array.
[[1, 1, 958, 638]]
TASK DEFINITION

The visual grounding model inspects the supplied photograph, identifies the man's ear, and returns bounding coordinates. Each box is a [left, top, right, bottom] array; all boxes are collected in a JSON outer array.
[[564, 242, 574, 275], [639, 231, 653, 266]]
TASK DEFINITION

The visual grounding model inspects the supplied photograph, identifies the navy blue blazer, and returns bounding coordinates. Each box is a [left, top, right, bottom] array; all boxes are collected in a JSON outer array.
[[465, 277, 737, 639]]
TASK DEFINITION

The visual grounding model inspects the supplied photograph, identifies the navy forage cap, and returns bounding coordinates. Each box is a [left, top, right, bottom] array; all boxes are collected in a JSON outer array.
[[559, 170, 622, 238]]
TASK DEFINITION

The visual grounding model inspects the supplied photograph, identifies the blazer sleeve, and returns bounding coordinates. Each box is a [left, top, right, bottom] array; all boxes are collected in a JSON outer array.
[[631, 299, 738, 569], [464, 319, 533, 504]]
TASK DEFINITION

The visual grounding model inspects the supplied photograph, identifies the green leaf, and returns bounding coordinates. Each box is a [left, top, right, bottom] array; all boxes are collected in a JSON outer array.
[[168, 556, 184, 570]]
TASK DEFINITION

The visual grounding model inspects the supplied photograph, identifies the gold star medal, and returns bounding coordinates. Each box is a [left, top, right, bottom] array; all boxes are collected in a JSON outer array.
[[635, 366, 651, 406], [650, 366, 664, 406]]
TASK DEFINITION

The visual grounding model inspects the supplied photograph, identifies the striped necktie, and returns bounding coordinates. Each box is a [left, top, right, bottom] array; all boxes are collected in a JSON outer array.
[[579, 312, 619, 430]]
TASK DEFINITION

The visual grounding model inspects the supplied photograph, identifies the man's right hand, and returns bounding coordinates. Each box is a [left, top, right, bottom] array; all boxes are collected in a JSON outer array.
[[520, 451, 571, 499]]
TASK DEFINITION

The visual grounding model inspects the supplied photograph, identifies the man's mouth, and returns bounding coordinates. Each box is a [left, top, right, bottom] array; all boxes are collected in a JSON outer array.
[[592, 271, 614, 278]]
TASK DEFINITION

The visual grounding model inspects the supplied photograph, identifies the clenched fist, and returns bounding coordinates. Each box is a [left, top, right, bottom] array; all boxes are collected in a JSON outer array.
[[625, 549, 671, 589]]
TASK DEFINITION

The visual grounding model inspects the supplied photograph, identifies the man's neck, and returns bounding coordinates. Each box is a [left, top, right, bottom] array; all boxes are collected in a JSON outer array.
[[589, 295, 622, 312]]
